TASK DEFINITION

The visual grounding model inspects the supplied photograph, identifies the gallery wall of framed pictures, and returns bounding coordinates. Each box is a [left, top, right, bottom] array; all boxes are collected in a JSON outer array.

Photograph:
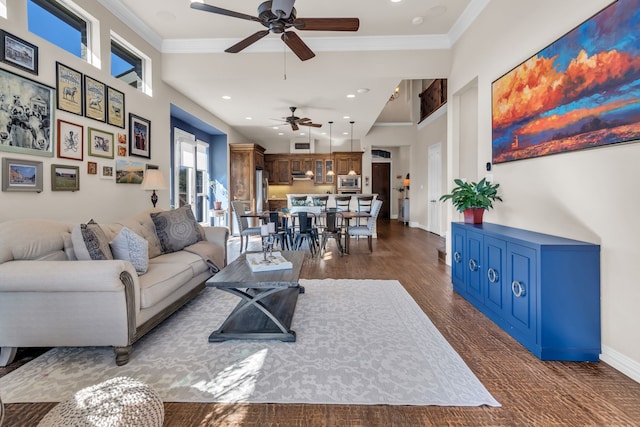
[[0, 30, 154, 194]]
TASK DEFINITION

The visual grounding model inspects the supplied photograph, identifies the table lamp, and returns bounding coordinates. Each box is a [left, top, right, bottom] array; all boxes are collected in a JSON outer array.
[[141, 169, 168, 207]]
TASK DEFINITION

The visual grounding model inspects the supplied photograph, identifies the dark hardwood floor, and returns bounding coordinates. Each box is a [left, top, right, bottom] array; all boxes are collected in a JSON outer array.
[[3, 219, 640, 426]]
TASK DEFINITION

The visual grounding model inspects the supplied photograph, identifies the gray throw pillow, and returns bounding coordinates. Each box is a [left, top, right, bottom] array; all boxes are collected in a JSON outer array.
[[110, 226, 149, 274], [80, 219, 113, 260], [151, 205, 202, 253]]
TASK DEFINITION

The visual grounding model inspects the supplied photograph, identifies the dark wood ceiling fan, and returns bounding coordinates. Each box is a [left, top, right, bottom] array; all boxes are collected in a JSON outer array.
[[280, 107, 322, 131], [190, 0, 359, 61]]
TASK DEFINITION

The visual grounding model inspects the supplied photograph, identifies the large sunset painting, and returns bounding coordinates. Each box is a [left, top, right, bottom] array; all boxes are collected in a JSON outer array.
[[492, 0, 640, 163]]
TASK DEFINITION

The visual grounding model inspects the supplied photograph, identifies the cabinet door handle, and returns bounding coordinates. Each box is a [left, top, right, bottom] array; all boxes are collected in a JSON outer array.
[[468, 259, 479, 272], [511, 280, 526, 297], [487, 268, 499, 283], [454, 251, 462, 263]]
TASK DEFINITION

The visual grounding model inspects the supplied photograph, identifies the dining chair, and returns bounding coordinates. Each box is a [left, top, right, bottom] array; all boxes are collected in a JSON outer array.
[[268, 211, 289, 250], [355, 195, 374, 227], [334, 195, 352, 212], [347, 200, 383, 252], [231, 200, 262, 253], [319, 210, 344, 256], [293, 211, 317, 256], [312, 195, 329, 229]]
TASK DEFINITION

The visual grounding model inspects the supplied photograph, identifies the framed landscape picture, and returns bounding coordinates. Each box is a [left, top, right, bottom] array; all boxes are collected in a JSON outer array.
[[0, 30, 38, 75], [115, 158, 145, 184], [0, 67, 54, 157], [492, 0, 640, 163], [1, 157, 43, 192], [129, 113, 151, 159], [56, 62, 83, 116], [84, 75, 106, 122], [88, 127, 114, 159], [51, 164, 79, 191], [106, 86, 125, 128], [57, 119, 83, 161]]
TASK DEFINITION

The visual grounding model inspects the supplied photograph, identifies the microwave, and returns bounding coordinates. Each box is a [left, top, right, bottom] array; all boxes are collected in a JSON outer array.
[[337, 175, 361, 190]]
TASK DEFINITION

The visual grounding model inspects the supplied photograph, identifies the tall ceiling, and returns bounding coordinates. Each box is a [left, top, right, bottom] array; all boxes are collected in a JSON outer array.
[[100, 0, 486, 147]]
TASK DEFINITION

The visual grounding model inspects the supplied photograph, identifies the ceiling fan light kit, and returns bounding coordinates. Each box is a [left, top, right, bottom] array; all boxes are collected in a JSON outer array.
[[190, 0, 359, 61]]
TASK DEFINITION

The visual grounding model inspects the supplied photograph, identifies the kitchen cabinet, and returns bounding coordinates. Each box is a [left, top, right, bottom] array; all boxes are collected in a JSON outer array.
[[268, 199, 288, 211], [450, 222, 600, 361], [334, 152, 362, 175], [229, 142, 265, 215], [265, 156, 291, 185]]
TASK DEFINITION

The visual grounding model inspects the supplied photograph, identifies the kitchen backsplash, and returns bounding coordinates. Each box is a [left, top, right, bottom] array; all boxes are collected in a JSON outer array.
[[269, 182, 335, 198]]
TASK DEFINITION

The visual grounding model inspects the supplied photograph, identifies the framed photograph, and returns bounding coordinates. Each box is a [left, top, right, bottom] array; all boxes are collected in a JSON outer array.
[[100, 163, 115, 180], [1, 157, 43, 192], [84, 75, 106, 122], [129, 113, 151, 159], [88, 127, 114, 159], [87, 161, 97, 175], [492, 0, 640, 163], [115, 158, 145, 184], [57, 119, 83, 160], [56, 62, 82, 116], [51, 164, 79, 191], [117, 144, 127, 156], [106, 86, 125, 128], [0, 30, 38, 75], [0, 68, 54, 157]]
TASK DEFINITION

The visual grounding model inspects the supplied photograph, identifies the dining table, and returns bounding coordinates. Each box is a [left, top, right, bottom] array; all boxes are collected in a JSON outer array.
[[240, 210, 371, 254]]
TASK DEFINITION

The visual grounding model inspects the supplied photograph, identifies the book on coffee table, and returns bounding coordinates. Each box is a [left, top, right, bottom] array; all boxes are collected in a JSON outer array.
[[245, 252, 294, 272]]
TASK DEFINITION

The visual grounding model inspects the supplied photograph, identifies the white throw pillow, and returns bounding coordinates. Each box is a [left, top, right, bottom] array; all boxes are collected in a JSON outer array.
[[110, 226, 149, 274]]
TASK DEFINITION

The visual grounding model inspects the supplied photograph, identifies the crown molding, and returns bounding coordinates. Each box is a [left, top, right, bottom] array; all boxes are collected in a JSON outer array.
[[98, 0, 488, 55]]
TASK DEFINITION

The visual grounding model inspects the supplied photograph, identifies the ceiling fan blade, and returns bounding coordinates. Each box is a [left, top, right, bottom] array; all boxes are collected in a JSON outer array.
[[297, 118, 311, 123], [291, 123, 299, 131], [294, 18, 360, 31], [301, 122, 322, 128], [225, 30, 270, 53], [190, 2, 262, 23], [281, 31, 315, 61]]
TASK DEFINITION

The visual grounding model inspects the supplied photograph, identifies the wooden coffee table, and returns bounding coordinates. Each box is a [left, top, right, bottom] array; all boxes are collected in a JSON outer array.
[[205, 250, 306, 342]]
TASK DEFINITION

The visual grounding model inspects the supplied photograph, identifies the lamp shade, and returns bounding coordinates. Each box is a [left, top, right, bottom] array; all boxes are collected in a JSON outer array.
[[141, 169, 168, 191]]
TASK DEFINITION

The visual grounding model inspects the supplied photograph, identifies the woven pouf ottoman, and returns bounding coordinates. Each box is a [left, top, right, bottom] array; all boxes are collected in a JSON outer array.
[[38, 376, 164, 427]]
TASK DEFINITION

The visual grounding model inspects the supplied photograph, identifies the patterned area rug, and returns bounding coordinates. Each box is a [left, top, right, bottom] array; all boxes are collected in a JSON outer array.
[[0, 279, 499, 406]]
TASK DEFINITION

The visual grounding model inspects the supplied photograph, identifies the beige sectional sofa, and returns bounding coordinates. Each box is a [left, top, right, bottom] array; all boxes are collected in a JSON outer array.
[[0, 207, 228, 366]]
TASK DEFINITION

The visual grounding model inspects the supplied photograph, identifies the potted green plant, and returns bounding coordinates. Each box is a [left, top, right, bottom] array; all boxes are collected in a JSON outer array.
[[209, 179, 228, 210], [440, 178, 502, 224]]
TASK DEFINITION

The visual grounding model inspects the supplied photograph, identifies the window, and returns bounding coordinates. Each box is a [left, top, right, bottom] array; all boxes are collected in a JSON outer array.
[[174, 128, 210, 223], [111, 39, 142, 89], [111, 32, 151, 94], [27, 0, 97, 64]]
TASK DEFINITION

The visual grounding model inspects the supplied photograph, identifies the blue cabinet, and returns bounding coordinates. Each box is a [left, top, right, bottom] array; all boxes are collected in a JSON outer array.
[[450, 222, 600, 361]]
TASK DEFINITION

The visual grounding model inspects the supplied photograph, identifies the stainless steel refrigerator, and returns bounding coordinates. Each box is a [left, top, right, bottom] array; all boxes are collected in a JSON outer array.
[[256, 169, 269, 212]]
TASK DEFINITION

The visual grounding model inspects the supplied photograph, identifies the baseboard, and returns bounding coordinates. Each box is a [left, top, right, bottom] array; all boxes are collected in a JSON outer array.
[[600, 345, 640, 384]]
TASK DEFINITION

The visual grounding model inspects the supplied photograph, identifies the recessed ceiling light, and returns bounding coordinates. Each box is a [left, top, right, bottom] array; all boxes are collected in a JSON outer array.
[[278, 132, 284, 136], [389, 0, 403, 3], [357, 88, 370, 93], [343, 115, 350, 119], [221, 95, 231, 100], [347, 94, 356, 98], [343, 132, 349, 135], [245, 117, 252, 120], [272, 126, 279, 130], [412, 16, 424, 25]]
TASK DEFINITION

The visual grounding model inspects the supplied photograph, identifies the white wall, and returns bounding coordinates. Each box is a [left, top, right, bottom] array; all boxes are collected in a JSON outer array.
[[447, 0, 640, 381], [0, 0, 243, 223]]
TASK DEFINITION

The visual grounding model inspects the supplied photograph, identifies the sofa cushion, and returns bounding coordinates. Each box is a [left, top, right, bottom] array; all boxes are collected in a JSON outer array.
[[150, 251, 209, 276], [110, 227, 149, 275], [117, 209, 164, 259], [138, 263, 194, 309], [71, 220, 113, 261], [150, 205, 202, 254]]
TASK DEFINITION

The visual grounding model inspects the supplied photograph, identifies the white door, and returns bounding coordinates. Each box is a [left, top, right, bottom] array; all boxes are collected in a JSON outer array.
[[173, 128, 210, 223], [428, 143, 442, 235]]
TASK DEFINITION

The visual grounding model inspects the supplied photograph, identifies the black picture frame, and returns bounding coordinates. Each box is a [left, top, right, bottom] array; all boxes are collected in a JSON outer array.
[[0, 30, 38, 75], [129, 113, 151, 159], [106, 86, 125, 128], [56, 62, 83, 116], [84, 75, 106, 122]]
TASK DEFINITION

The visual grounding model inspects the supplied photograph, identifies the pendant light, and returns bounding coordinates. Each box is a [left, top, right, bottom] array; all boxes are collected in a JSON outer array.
[[326, 121, 335, 176], [348, 121, 357, 176], [305, 129, 314, 177]]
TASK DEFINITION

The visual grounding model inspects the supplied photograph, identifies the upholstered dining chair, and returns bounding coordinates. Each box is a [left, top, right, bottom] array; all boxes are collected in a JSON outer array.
[[231, 200, 262, 253], [347, 200, 383, 252]]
